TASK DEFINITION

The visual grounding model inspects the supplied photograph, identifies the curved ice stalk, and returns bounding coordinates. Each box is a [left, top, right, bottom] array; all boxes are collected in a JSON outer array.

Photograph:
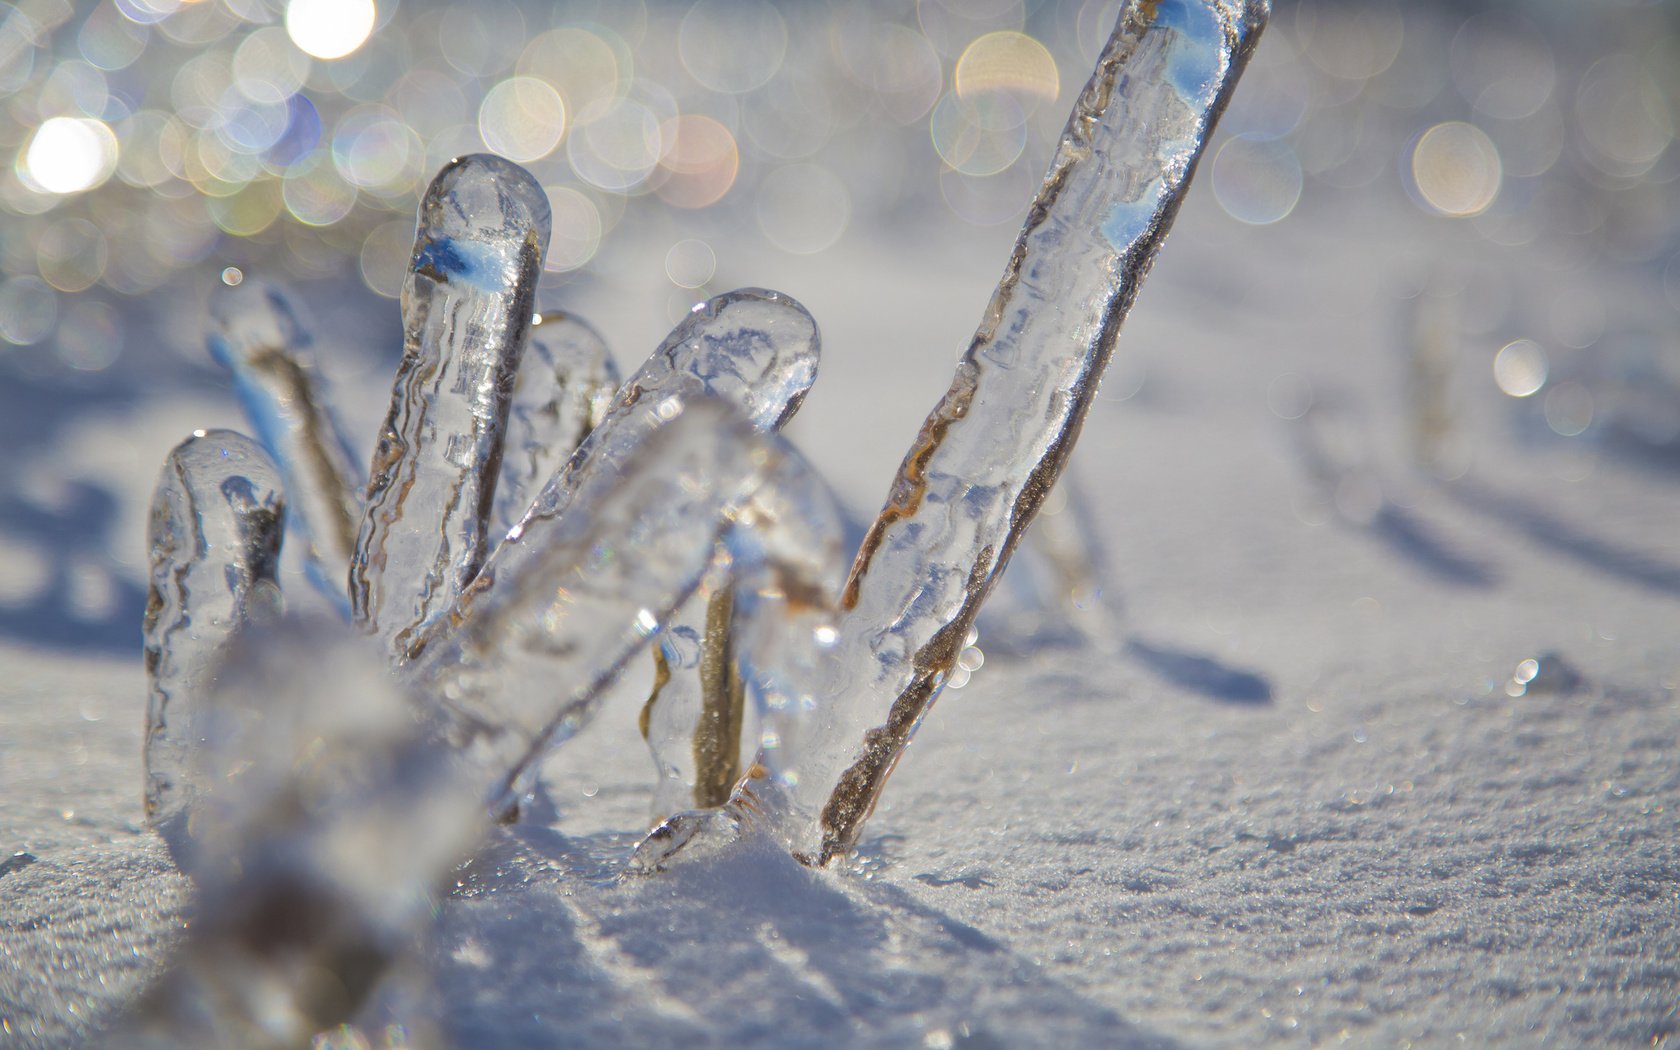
[[208, 278, 361, 612], [142, 429, 285, 855], [443, 287, 819, 817], [130, 398, 841, 1047], [350, 153, 550, 661], [411, 396, 841, 811], [505, 287, 819, 536], [492, 309, 621, 536], [785, 0, 1269, 865]]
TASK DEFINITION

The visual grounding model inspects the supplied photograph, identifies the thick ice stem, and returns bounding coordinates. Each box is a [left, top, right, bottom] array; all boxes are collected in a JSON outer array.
[[207, 277, 361, 612], [142, 429, 285, 858], [350, 153, 550, 662], [427, 287, 820, 817], [799, 0, 1270, 865]]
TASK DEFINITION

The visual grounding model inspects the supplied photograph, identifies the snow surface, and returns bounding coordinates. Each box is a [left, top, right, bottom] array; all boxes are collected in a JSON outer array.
[[4, 81, 1680, 1050]]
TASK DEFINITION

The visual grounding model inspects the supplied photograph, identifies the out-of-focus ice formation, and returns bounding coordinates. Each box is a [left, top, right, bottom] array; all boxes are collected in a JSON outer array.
[[126, 1, 1266, 1044]]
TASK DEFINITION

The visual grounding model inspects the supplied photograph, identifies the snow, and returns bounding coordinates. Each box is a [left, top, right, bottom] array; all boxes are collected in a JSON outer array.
[[4, 9, 1680, 1047]]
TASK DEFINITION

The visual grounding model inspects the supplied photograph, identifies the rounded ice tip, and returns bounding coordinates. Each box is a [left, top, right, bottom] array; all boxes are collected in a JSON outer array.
[[418, 153, 552, 259]]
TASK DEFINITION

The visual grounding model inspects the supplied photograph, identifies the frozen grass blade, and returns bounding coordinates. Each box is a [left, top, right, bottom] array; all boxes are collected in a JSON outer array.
[[350, 153, 550, 661], [207, 278, 361, 613], [142, 429, 285, 858], [795, 0, 1271, 864], [129, 399, 841, 1046], [434, 287, 821, 817], [503, 287, 819, 538]]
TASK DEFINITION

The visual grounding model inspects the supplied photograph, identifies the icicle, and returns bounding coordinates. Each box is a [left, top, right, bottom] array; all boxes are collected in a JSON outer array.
[[777, 0, 1268, 865], [130, 399, 843, 1047], [142, 429, 285, 857], [492, 309, 621, 536], [207, 277, 361, 612], [350, 153, 550, 662]]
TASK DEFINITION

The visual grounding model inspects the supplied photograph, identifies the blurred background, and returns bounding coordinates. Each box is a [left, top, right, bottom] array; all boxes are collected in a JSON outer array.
[[0, 0, 1676, 656]]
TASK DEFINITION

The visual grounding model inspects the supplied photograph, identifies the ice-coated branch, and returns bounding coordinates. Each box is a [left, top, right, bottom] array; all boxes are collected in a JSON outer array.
[[798, 0, 1270, 865], [350, 153, 550, 661], [142, 429, 285, 857], [409, 396, 842, 811], [492, 309, 621, 536], [207, 278, 361, 612], [503, 287, 819, 538], [434, 287, 820, 817], [127, 399, 841, 1047]]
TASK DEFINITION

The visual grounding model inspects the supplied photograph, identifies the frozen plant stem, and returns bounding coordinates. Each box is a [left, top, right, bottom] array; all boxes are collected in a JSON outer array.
[[351, 154, 550, 662], [207, 279, 362, 612], [143, 430, 285, 859], [792, 0, 1270, 864], [131, 400, 841, 1048]]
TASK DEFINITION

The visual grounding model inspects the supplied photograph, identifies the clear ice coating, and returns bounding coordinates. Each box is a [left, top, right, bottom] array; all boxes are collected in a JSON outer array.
[[142, 430, 285, 854], [207, 277, 362, 612], [504, 287, 819, 537], [351, 153, 550, 661], [411, 396, 842, 811], [729, 0, 1269, 865], [492, 309, 621, 536], [131, 400, 842, 1047], [132, 0, 1270, 1035], [474, 287, 820, 816]]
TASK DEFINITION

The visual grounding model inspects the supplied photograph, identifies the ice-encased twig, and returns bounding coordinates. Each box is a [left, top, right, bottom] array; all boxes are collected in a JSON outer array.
[[433, 287, 820, 816], [502, 288, 819, 538], [492, 309, 621, 536], [783, 0, 1268, 865], [350, 153, 550, 662], [409, 395, 841, 813], [207, 278, 361, 612], [142, 429, 285, 857], [127, 399, 841, 1046]]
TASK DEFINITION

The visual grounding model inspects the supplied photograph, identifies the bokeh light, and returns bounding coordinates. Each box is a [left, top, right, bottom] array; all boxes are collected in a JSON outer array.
[[1409, 121, 1501, 218], [1211, 133, 1302, 225], [664, 239, 715, 289], [679, 0, 786, 95], [930, 91, 1028, 177], [478, 78, 566, 164], [653, 115, 739, 209], [285, 0, 375, 61], [1493, 339, 1548, 398], [568, 97, 663, 193], [954, 32, 1058, 109], [21, 117, 118, 194]]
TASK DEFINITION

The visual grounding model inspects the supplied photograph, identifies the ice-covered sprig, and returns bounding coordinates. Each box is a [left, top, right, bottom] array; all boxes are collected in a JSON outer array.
[[131, 399, 840, 1048], [133, 0, 1268, 1038], [647, 0, 1271, 867], [350, 153, 550, 663], [207, 279, 362, 613], [142, 430, 285, 855]]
